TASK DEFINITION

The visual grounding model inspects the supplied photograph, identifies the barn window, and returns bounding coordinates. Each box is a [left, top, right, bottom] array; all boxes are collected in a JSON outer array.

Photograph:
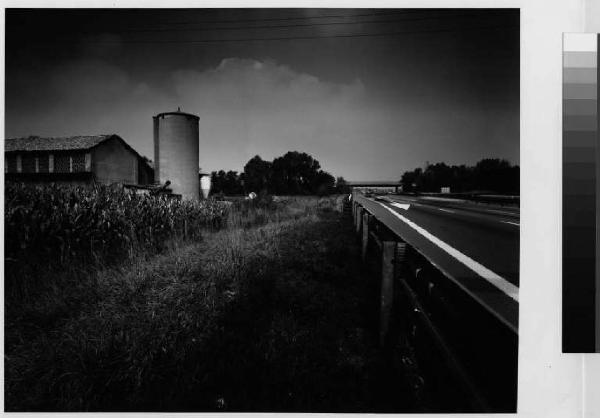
[[38, 154, 49, 173], [54, 154, 70, 173], [6, 155, 17, 173], [21, 155, 36, 173], [72, 153, 86, 172]]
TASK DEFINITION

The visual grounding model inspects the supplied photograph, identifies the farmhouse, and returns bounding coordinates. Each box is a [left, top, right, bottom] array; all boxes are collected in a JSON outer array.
[[5, 134, 154, 186]]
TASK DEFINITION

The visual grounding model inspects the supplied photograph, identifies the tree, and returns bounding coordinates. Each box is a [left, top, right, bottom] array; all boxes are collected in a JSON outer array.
[[401, 167, 423, 193], [243, 155, 272, 194], [215, 151, 343, 196], [225, 171, 243, 194], [399, 158, 519, 194], [335, 177, 351, 194], [271, 151, 321, 195], [210, 170, 243, 195], [313, 171, 336, 195], [473, 158, 516, 193], [210, 170, 227, 195]]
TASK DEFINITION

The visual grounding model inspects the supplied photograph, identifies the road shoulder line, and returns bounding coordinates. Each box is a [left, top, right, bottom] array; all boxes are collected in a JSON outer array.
[[378, 202, 519, 302]]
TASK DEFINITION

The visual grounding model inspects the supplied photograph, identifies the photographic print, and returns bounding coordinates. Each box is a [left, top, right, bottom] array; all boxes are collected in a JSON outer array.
[[4, 8, 519, 412], [562, 32, 600, 353]]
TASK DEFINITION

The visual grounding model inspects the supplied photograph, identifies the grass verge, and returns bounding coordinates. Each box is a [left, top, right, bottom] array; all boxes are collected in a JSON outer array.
[[5, 196, 422, 412]]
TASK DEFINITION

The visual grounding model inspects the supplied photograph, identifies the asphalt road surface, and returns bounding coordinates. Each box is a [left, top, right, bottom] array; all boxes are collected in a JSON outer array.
[[354, 192, 519, 333]]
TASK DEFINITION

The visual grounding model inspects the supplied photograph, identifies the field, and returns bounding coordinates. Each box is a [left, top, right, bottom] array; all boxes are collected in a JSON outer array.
[[4, 184, 228, 298], [4, 186, 427, 412]]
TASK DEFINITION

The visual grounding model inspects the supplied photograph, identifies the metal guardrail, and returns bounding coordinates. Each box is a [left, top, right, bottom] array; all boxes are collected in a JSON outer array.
[[347, 197, 517, 412]]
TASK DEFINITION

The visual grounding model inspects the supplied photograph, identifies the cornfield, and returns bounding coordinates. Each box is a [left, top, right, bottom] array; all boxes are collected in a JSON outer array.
[[4, 183, 229, 295]]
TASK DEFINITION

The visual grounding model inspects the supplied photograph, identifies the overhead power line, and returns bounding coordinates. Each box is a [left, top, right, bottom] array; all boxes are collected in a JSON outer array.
[[140, 9, 442, 25], [88, 23, 518, 44], [120, 13, 495, 34], [9, 10, 494, 35]]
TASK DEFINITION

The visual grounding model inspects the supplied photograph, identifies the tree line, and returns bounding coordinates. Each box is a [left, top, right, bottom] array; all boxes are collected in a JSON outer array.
[[209, 151, 350, 196], [400, 158, 519, 194]]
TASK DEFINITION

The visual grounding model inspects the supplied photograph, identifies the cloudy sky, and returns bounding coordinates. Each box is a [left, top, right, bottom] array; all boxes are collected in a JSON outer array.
[[5, 9, 519, 181]]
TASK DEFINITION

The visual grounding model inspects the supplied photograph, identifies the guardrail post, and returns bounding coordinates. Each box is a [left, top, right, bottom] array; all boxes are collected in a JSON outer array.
[[395, 241, 407, 279], [394, 241, 408, 342], [356, 206, 363, 234], [361, 212, 370, 261], [380, 240, 397, 346]]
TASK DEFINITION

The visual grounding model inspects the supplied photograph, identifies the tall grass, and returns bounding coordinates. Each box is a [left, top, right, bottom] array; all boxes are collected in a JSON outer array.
[[5, 192, 368, 412], [4, 182, 344, 299], [226, 194, 343, 228]]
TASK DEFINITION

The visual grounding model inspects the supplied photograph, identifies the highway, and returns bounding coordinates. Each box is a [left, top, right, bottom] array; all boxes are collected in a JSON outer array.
[[354, 192, 519, 333]]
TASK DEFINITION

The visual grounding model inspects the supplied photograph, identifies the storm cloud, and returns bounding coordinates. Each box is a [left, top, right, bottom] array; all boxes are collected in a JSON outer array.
[[5, 9, 519, 180]]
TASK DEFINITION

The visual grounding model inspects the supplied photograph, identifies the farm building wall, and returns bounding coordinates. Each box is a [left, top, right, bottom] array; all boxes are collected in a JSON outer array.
[[137, 157, 154, 185], [91, 137, 138, 185], [6, 135, 153, 187], [5, 151, 94, 185], [4, 175, 93, 187]]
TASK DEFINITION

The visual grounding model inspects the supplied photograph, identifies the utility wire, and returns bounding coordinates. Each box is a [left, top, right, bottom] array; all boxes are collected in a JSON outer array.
[[137, 9, 445, 25], [119, 13, 495, 33], [9, 10, 494, 35], [87, 23, 518, 44]]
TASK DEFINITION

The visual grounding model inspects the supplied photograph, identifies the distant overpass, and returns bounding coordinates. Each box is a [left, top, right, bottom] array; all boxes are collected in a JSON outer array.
[[347, 181, 403, 192]]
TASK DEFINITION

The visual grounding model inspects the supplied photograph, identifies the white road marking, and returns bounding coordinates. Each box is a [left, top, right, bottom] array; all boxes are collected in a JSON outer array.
[[380, 203, 519, 302], [482, 208, 520, 216], [438, 208, 454, 213], [502, 221, 520, 227], [391, 198, 519, 217], [390, 202, 410, 210]]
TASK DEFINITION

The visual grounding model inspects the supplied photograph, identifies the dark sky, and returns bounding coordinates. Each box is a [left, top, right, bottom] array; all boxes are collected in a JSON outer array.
[[5, 9, 519, 180]]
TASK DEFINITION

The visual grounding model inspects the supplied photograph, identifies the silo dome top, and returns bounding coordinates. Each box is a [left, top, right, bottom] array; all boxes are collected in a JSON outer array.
[[154, 109, 199, 121]]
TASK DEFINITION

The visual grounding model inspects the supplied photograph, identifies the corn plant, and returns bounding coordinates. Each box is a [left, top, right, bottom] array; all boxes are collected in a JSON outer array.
[[4, 183, 229, 295]]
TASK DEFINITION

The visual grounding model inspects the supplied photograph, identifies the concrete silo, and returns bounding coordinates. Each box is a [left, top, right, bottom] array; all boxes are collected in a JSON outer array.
[[153, 110, 200, 200]]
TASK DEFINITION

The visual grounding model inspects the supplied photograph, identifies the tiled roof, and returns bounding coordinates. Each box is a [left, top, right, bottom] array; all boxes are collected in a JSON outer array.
[[5, 135, 114, 152]]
